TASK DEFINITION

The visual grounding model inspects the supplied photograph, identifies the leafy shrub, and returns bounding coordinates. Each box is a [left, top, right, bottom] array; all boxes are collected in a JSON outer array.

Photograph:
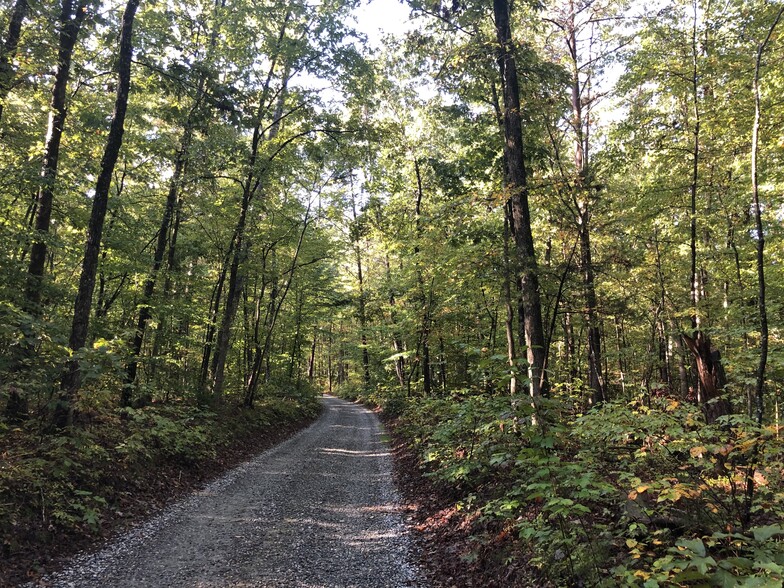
[[393, 389, 784, 586]]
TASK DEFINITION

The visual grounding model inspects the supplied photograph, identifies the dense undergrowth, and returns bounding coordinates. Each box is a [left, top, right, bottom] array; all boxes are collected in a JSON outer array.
[[341, 384, 784, 587], [0, 394, 320, 585]]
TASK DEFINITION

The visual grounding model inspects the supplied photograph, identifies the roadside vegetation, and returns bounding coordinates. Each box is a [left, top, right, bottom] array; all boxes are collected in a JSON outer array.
[[0, 395, 319, 585], [2, 0, 784, 585]]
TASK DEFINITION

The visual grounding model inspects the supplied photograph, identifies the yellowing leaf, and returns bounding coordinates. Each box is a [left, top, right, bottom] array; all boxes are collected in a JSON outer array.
[[689, 446, 706, 458]]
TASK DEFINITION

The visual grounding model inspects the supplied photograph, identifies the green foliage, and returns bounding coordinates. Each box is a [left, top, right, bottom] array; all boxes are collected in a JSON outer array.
[[388, 389, 784, 585], [0, 396, 319, 562]]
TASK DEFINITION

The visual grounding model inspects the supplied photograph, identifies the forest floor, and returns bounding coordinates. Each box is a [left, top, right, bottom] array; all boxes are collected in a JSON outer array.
[[383, 413, 548, 588], [16, 396, 421, 587], [1, 402, 319, 587]]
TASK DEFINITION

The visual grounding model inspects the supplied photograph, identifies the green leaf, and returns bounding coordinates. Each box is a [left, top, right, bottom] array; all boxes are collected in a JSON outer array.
[[677, 538, 707, 558], [751, 525, 784, 542]]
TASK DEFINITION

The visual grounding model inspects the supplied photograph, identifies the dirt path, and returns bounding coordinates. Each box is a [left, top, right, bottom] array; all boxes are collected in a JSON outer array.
[[36, 396, 422, 588]]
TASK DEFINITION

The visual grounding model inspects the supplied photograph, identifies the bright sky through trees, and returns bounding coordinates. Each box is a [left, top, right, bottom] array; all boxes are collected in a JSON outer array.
[[352, 0, 413, 47]]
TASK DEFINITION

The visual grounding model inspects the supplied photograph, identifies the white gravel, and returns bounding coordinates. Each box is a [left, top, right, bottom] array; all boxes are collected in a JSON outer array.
[[33, 396, 423, 587]]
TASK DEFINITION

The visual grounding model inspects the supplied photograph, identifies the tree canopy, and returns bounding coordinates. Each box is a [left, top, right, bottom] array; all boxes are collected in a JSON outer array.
[[1, 0, 784, 583]]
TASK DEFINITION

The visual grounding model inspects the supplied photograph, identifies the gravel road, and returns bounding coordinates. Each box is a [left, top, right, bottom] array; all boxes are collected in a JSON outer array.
[[37, 396, 423, 588]]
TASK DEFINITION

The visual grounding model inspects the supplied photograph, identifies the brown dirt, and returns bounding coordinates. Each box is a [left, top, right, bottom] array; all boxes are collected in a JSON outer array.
[[382, 414, 549, 588]]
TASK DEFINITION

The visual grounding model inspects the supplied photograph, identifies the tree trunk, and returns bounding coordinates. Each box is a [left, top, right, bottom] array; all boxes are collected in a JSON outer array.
[[25, 0, 89, 313], [494, 0, 548, 398], [749, 7, 781, 425], [384, 253, 406, 388], [686, 0, 701, 333], [0, 0, 28, 123], [503, 209, 517, 394], [244, 207, 311, 407], [124, 129, 192, 403], [413, 159, 432, 396], [307, 330, 317, 383], [210, 18, 291, 402], [56, 0, 140, 427], [682, 331, 731, 424]]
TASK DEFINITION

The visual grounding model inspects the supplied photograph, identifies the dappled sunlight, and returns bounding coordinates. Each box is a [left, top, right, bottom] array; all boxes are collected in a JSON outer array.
[[319, 447, 391, 458]]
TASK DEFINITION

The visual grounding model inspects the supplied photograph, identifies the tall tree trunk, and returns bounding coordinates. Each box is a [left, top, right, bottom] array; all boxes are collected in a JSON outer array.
[[0, 0, 28, 123], [56, 0, 140, 427], [210, 16, 291, 402], [198, 253, 230, 397], [413, 159, 432, 395], [564, 0, 604, 405], [750, 7, 781, 425], [503, 209, 517, 394], [384, 253, 406, 388], [350, 185, 371, 392], [689, 0, 701, 331], [307, 330, 317, 383], [25, 0, 88, 313], [244, 206, 311, 407], [494, 0, 547, 398], [124, 130, 192, 403]]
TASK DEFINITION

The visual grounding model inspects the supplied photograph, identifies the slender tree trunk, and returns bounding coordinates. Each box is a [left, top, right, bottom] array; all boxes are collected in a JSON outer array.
[[413, 159, 432, 395], [0, 0, 28, 123], [327, 322, 333, 394], [503, 210, 517, 394], [564, 1, 604, 405], [307, 330, 317, 383], [349, 185, 371, 392], [199, 254, 230, 396], [25, 0, 88, 313], [124, 130, 192, 402], [210, 17, 291, 402], [210, 220, 248, 402], [288, 290, 304, 381], [750, 7, 781, 425], [494, 0, 548, 398], [245, 207, 311, 407], [56, 0, 140, 426], [689, 0, 701, 332], [384, 254, 406, 388]]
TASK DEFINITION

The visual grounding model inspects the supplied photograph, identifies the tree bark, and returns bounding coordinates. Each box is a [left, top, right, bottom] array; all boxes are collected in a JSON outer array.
[[0, 0, 28, 123], [493, 0, 547, 398], [244, 207, 311, 407], [124, 130, 191, 403], [749, 7, 782, 425], [413, 159, 431, 396], [25, 0, 89, 313], [210, 14, 291, 403], [56, 0, 140, 426], [682, 331, 731, 424]]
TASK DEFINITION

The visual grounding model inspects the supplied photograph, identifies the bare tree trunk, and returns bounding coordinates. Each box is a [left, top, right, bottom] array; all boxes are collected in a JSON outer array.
[[494, 0, 548, 398], [56, 0, 140, 426], [307, 330, 317, 383], [384, 254, 406, 388], [0, 0, 28, 123], [749, 7, 781, 425], [348, 182, 371, 392], [413, 159, 431, 396], [503, 209, 517, 394], [210, 17, 291, 403], [564, 0, 604, 405], [689, 0, 701, 332], [25, 0, 88, 313], [125, 130, 191, 402], [682, 331, 731, 424], [244, 206, 311, 407]]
